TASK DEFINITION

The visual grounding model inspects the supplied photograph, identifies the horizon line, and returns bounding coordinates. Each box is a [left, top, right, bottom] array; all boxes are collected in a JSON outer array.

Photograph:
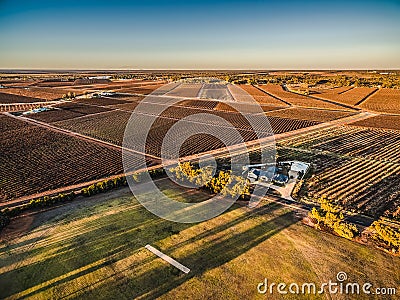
[[1, 68, 400, 73]]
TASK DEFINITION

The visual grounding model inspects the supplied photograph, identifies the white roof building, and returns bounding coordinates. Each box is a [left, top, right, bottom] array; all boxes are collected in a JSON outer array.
[[291, 161, 309, 173]]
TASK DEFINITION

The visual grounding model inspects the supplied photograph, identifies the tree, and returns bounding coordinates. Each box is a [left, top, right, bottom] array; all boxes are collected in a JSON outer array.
[[308, 197, 358, 239], [169, 163, 250, 199], [310, 207, 324, 228], [333, 222, 358, 240], [371, 219, 400, 251], [247, 77, 257, 85]]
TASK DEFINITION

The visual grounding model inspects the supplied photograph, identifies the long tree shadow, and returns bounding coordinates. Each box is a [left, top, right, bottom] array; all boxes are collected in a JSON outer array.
[[0, 201, 275, 298], [1, 196, 295, 300], [137, 212, 297, 299], [0, 205, 192, 298], [86, 206, 298, 299]]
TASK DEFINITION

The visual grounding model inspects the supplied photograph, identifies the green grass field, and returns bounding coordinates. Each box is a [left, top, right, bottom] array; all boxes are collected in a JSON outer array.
[[0, 180, 399, 299]]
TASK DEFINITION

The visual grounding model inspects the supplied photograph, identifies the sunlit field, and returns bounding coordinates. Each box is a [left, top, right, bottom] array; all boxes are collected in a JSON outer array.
[[1, 180, 398, 300]]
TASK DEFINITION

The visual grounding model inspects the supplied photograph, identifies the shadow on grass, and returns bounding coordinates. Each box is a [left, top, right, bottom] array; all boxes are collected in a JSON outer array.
[[132, 210, 297, 299], [0, 236, 44, 253], [0, 199, 296, 299], [0, 204, 193, 299], [70, 205, 297, 299], [1, 200, 249, 298]]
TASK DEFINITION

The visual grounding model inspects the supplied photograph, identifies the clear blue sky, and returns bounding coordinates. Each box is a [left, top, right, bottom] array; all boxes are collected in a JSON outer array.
[[0, 0, 399, 69]]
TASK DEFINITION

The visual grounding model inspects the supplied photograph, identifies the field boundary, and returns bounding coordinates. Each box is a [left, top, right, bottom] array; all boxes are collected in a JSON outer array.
[[284, 87, 360, 111], [354, 88, 379, 106], [337, 86, 355, 94], [252, 85, 292, 106]]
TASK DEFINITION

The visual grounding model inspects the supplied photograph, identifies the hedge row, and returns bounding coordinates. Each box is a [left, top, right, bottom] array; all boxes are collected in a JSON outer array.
[[80, 169, 166, 197], [81, 176, 127, 197], [1, 192, 76, 218]]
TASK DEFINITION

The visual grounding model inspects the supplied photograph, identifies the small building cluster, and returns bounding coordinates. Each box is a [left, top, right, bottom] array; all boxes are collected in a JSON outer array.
[[92, 91, 116, 97], [246, 161, 309, 186], [22, 107, 51, 115]]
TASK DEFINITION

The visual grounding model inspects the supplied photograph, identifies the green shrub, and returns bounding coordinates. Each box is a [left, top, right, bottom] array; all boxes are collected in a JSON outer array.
[[81, 176, 129, 197]]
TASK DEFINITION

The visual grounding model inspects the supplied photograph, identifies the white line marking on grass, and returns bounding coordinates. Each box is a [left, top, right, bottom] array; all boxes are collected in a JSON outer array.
[[145, 244, 190, 274]]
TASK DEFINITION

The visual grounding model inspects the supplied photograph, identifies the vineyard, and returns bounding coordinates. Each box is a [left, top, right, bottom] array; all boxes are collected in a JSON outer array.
[[0, 114, 156, 202], [77, 97, 131, 106], [126, 116, 266, 158], [315, 87, 377, 106], [278, 125, 400, 164], [0, 86, 79, 101], [165, 83, 202, 97], [276, 147, 400, 218], [197, 84, 233, 101], [52, 104, 318, 158], [116, 83, 166, 94], [266, 107, 356, 122], [359, 88, 400, 114], [178, 99, 219, 110], [0, 103, 40, 112], [306, 157, 400, 216], [27, 103, 112, 122], [108, 94, 145, 101], [258, 84, 351, 110], [0, 114, 31, 131], [154, 115, 317, 157], [154, 104, 318, 134], [351, 114, 400, 131], [109, 101, 140, 111], [90, 82, 167, 93], [150, 82, 182, 95], [2, 75, 400, 222], [234, 84, 289, 106], [0, 92, 43, 104], [184, 99, 265, 112], [75, 95, 288, 115], [309, 86, 354, 95], [214, 102, 284, 113], [54, 110, 132, 146]]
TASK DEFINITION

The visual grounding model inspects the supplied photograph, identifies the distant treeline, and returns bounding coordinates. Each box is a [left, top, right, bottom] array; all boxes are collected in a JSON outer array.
[[225, 74, 400, 88]]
